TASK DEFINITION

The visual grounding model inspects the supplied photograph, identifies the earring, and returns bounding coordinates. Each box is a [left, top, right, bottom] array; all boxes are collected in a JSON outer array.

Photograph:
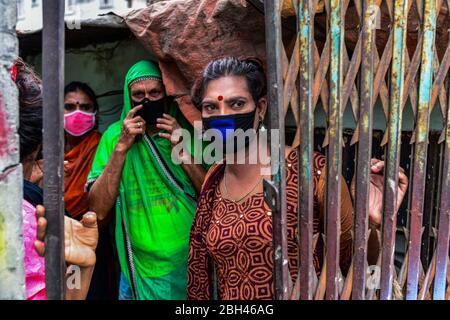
[[259, 119, 266, 132]]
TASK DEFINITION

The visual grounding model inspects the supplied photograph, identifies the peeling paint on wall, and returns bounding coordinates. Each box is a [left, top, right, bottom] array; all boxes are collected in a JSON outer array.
[[0, 95, 12, 159], [0, 214, 4, 266], [0, 0, 25, 299]]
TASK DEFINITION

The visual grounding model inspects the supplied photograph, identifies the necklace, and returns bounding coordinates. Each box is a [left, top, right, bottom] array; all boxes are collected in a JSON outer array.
[[223, 168, 263, 203]]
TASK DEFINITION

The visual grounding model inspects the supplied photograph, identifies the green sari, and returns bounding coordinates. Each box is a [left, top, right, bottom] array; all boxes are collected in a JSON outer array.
[[87, 60, 202, 300]]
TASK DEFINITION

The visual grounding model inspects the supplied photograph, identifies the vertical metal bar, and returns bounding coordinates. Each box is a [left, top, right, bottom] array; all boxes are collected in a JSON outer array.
[[298, 0, 315, 300], [42, 0, 66, 300], [325, 0, 344, 300], [352, 0, 375, 300], [379, 0, 409, 301], [263, 0, 289, 300], [406, 0, 436, 300], [433, 80, 450, 300]]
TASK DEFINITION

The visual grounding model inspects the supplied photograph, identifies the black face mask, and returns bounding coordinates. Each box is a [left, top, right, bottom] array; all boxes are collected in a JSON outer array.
[[202, 109, 257, 155], [133, 97, 165, 125]]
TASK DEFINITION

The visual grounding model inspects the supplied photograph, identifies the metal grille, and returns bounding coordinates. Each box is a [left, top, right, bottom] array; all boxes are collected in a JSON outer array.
[[264, 0, 450, 300]]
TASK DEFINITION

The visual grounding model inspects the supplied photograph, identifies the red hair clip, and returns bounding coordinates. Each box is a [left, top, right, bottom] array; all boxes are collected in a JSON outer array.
[[10, 63, 18, 82]]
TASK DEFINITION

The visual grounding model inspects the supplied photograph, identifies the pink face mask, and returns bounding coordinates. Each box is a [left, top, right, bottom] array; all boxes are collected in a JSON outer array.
[[64, 110, 96, 137]]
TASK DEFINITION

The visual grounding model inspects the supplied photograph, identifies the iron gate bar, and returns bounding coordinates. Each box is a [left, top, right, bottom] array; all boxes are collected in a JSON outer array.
[[432, 76, 450, 300], [406, 0, 437, 300], [261, 0, 450, 300], [401, 0, 420, 114], [325, 0, 345, 300], [352, 0, 375, 300], [379, 0, 409, 301], [297, 0, 315, 300], [263, 0, 289, 300], [42, 0, 66, 300]]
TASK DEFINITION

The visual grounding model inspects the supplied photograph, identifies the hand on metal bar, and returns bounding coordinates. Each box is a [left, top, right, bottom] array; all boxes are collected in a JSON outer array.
[[34, 205, 98, 268], [34, 205, 98, 300]]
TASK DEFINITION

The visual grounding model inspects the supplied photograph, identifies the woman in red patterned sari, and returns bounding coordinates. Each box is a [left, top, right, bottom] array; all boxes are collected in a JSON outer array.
[[186, 57, 408, 300]]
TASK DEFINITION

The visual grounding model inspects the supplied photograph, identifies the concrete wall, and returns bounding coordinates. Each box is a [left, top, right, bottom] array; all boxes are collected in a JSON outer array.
[[0, 0, 25, 300]]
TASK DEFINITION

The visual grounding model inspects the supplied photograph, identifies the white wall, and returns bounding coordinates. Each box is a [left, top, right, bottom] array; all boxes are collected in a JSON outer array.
[[16, 0, 148, 32]]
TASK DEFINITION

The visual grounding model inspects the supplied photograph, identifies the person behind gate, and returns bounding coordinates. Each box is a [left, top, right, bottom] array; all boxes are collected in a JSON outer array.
[[186, 56, 409, 300]]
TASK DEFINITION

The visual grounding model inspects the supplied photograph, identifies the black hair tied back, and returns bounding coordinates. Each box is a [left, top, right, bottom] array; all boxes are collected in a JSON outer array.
[[14, 58, 44, 162], [191, 56, 267, 109]]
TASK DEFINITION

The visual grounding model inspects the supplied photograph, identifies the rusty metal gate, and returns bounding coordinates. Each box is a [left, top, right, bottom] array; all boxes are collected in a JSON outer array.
[[263, 0, 450, 300]]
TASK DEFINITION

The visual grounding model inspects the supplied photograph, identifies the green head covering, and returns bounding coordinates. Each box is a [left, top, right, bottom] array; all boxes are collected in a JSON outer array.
[[88, 59, 203, 299], [121, 60, 163, 119]]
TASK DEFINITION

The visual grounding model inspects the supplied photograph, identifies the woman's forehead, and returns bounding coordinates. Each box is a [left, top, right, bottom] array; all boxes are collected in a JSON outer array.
[[130, 79, 163, 91], [203, 76, 250, 99], [64, 90, 91, 102]]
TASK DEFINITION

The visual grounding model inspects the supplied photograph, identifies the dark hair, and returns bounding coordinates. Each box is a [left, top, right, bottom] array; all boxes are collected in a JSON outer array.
[[64, 81, 99, 111], [191, 57, 267, 109], [15, 58, 43, 162]]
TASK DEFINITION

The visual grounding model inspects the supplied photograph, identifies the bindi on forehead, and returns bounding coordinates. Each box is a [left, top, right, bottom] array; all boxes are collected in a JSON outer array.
[[218, 95, 224, 101]]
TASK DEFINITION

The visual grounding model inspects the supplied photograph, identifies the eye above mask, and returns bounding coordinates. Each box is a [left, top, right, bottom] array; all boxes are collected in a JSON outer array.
[[64, 110, 96, 137]]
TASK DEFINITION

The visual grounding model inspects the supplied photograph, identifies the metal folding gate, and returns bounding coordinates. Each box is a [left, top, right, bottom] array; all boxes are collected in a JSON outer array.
[[263, 0, 450, 300]]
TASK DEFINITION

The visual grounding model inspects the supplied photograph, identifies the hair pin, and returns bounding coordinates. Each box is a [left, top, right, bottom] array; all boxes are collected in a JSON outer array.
[[11, 63, 18, 82]]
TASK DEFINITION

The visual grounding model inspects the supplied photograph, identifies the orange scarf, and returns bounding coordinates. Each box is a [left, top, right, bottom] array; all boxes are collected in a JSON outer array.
[[64, 131, 101, 219]]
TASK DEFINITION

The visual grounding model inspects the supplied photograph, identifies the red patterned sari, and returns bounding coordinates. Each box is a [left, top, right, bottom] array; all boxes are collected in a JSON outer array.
[[187, 149, 353, 300]]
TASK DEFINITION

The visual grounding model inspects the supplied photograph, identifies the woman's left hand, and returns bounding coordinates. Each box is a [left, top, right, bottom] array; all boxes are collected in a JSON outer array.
[[157, 114, 190, 163], [157, 114, 182, 144], [352, 159, 409, 228]]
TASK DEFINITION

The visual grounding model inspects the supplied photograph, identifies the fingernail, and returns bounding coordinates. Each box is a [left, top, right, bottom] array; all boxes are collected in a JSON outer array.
[[85, 212, 95, 219]]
